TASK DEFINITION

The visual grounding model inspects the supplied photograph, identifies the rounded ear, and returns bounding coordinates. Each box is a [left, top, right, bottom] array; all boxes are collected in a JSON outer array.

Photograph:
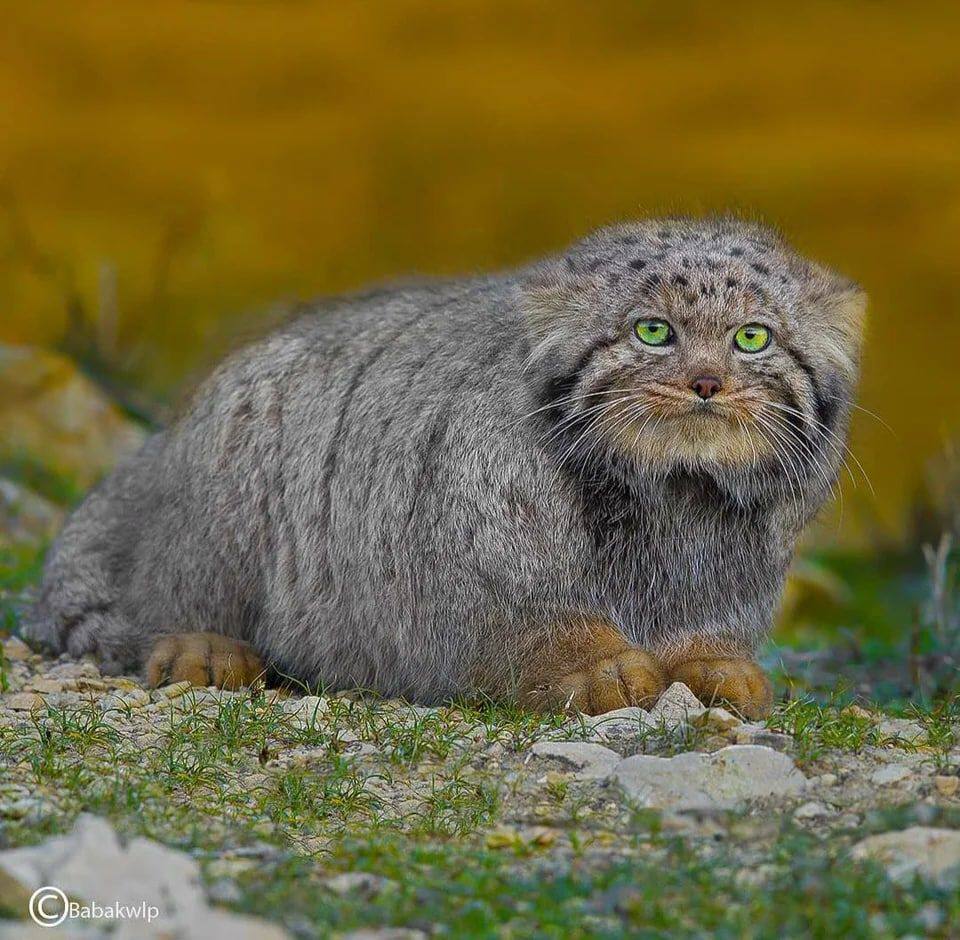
[[519, 261, 576, 348], [821, 278, 868, 333], [799, 263, 868, 379], [517, 258, 606, 372]]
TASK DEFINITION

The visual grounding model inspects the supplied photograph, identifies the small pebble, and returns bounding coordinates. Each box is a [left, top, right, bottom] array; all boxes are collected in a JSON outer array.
[[4, 692, 45, 712], [284, 695, 331, 728], [871, 764, 912, 786], [26, 678, 65, 695], [734, 726, 792, 751], [100, 689, 151, 711], [793, 800, 831, 820], [1, 637, 33, 661], [934, 775, 959, 797], [693, 707, 741, 732]]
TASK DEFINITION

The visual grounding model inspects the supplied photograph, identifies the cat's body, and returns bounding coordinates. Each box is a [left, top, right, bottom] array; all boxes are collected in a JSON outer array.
[[28, 217, 864, 714]]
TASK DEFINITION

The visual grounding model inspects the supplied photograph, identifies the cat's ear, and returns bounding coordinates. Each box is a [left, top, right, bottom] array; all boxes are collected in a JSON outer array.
[[520, 261, 581, 337], [799, 263, 868, 378], [811, 271, 867, 332], [518, 258, 601, 368]]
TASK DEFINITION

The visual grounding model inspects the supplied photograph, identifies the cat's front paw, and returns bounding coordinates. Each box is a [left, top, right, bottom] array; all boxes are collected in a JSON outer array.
[[546, 648, 666, 715], [146, 632, 265, 690], [668, 657, 772, 719]]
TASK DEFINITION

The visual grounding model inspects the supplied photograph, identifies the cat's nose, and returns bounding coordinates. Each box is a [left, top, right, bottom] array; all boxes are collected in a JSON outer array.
[[691, 376, 722, 400]]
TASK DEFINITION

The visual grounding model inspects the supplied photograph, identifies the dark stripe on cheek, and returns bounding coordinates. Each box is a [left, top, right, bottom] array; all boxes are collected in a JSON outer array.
[[536, 373, 578, 421], [534, 335, 618, 418], [778, 381, 810, 440], [784, 344, 834, 430], [570, 334, 618, 377], [818, 371, 844, 429]]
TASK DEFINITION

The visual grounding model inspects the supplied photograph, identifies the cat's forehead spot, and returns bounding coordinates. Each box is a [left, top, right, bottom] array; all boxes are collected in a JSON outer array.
[[638, 253, 779, 297], [566, 220, 804, 312], [646, 248, 799, 315], [638, 263, 794, 333]]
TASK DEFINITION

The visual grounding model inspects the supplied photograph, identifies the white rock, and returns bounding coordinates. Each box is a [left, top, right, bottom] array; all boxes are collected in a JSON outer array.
[[837, 813, 863, 829], [0, 814, 289, 938], [24, 678, 66, 695], [43, 661, 101, 680], [0, 924, 92, 939], [402, 704, 441, 720], [648, 682, 706, 727], [529, 741, 622, 780], [0, 814, 202, 915], [612, 745, 806, 811], [575, 707, 654, 741], [877, 717, 927, 745], [693, 707, 741, 732], [3, 692, 45, 712], [1, 636, 33, 662], [851, 827, 960, 887], [323, 872, 395, 898], [794, 800, 832, 820], [118, 907, 288, 940], [100, 689, 150, 711], [871, 764, 913, 786]]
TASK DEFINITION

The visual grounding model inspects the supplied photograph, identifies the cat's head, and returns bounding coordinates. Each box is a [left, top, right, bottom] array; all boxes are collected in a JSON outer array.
[[520, 216, 866, 503]]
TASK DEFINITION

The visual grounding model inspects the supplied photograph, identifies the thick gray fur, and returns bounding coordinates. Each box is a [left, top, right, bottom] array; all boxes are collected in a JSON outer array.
[[27, 216, 865, 701]]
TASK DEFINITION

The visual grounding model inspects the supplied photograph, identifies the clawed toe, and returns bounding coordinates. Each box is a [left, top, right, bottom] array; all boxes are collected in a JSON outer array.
[[668, 657, 772, 719], [547, 648, 666, 715], [145, 632, 265, 690]]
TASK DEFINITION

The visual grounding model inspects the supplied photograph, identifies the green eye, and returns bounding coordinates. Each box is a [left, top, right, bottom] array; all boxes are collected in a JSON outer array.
[[734, 324, 771, 353], [634, 318, 673, 346]]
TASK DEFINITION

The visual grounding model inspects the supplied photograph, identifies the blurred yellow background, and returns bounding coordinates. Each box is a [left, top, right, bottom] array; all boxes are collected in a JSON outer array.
[[2, 1, 958, 540]]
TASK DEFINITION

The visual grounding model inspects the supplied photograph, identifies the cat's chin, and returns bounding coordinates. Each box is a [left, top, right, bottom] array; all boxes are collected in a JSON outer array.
[[596, 414, 800, 507], [611, 411, 774, 469], [595, 447, 783, 510]]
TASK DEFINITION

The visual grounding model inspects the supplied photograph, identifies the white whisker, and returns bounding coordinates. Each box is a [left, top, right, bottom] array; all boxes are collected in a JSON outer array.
[[762, 400, 874, 496], [757, 410, 843, 522], [759, 409, 840, 497], [558, 400, 656, 475], [512, 386, 648, 429], [751, 413, 807, 510], [820, 394, 895, 435]]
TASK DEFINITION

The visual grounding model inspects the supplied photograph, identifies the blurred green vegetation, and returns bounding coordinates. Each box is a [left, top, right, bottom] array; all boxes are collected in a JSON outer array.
[[1, 1, 958, 542], [770, 444, 960, 704]]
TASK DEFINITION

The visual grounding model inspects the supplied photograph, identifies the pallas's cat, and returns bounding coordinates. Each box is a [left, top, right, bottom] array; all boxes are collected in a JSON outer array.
[[28, 217, 865, 717]]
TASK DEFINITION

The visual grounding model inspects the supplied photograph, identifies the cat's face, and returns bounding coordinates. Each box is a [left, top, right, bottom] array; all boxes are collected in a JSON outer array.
[[522, 217, 866, 500]]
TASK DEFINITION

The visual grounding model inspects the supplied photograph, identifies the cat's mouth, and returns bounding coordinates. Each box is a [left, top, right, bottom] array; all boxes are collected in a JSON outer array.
[[598, 387, 784, 468], [687, 399, 726, 416], [641, 391, 743, 428]]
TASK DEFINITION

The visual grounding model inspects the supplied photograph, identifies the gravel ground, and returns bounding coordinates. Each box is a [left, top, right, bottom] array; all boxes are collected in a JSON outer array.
[[2, 636, 960, 938]]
